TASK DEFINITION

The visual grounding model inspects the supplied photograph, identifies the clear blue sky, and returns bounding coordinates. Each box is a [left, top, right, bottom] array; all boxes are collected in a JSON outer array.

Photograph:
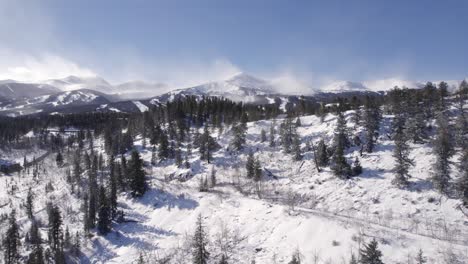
[[1, 0, 467, 84]]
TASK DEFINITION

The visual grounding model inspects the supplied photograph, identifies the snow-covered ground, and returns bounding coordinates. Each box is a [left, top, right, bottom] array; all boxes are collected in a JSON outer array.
[[1, 111, 468, 263]]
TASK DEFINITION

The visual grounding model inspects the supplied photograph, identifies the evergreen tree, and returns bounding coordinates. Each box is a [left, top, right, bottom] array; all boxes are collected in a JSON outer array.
[[109, 157, 118, 218], [158, 131, 169, 160], [218, 254, 228, 264], [349, 253, 358, 264], [231, 123, 247, 151], [332, 112, 351, 179], [253, 157, 262, 182], [260, 129, 267, 143], [151, 145, 157, 165], [192, 214, 210, 264], [415, 249, 426, 264], [269, 121, 276, 147], [392, 115, 413, 187], [210, 167, 217, 188], [359, 239, 384, 264], [3, 210, 20, 264], [199, 126, 218, 163], [293, 134, 302, 161], [47, 205, 65, 264], [352, 157, 363, 176], [316, 139, 329, 167], [27, 245, 44, 264], [129, 150, 147, 197], [55, 152, 63, 167], [97, 186, 111, 235], [363, 99, 380, 153], [457, 147, 468, 207], [246, 151, 255, 179], [26, 187, 34, 219], [431, 113, 454, 193]]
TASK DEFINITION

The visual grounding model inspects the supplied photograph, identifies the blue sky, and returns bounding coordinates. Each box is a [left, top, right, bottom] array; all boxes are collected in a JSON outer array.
[[0, 0, 467, 87]]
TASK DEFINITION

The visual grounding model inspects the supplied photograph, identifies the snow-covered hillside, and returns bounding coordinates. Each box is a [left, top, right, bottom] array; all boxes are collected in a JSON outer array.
[[1, 106, 467, 263]]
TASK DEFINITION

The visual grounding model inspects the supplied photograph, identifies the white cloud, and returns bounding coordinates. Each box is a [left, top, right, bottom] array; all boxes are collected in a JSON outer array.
[[0, 49, 96, 82]]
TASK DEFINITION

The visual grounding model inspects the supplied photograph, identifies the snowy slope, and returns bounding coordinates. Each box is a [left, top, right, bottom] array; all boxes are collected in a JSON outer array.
[[1, 106, 468, 263]]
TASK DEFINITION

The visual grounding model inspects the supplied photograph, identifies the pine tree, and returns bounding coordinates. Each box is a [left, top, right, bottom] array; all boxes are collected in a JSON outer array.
[[349, 253, 358, 264], [332, 112, 351, 179], [246, 151, 255, 179], [47, 205, 65, 264], [457, 147, 468, 207], [129, 150, 147, 197], [3, 210, 20, 264], [151, 145, 157, 165], [359, 239, 384, 264], [352, 157, 363, 176], [158, 131, 169, 160], [199, 126, 218, 163], [26, 187, 34, 219], [55, 152, 63, 167], [218, 254, 228, 264], [253, 157, 262, 182], [210, 167, 217, 188], [431, 113, 454, 193], [269, 121, 276, 147], [192, 214, 210, 264], [260, 129, 267, 143], [316, 139, 329, 167], [363, 99, 380, 153], [97, 186, 111, 235], [415, 249, 426, 264], [231, 124, 246, 151], [293, 134, 302, 161], [392, 115, 413, 187], [109, 157, 118, 218], [27, 245, 44, 264]]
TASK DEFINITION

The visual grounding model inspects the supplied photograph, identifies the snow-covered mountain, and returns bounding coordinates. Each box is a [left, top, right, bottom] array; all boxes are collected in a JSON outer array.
[[0, 82, 60, 101], [44, 75, 116, 94], [161, 73, 277, 102]]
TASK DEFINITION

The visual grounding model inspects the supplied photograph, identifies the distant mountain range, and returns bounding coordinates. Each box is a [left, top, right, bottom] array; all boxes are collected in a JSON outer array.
[[0, 73, 464, 117]]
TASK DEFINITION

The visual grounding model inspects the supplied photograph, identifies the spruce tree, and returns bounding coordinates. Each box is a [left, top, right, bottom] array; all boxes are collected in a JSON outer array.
[[218, 254, 228, 264], [260, 129, 267, 143], [415, 249, 426, 264], [199, 126, 218, 163], [332, 112, 351, 179], [55, 152, 63, 167], [158, 131, 169, 160], [431, 113, 454, 193], [253, 157, 262, 182], [3, 210, 20, 264], [392, 115, 413, 187], [151, 145, 157, 165], [269, 121, 276, 147], [293, 134, 303, 161], [457, 147, 468, 207], [352, 157, 363, 176], [48, 205, 65, 264], [231, 124, 246, 151], [97, 186, 111, 235], [246, 151, 255, 179], [129, 150, 147, 197], [109, 157, 118, 218], [192, 214, 210, 264], [316, 139, 329, 167], [26, 187, 34, 219], [359, 239, 384, 264]]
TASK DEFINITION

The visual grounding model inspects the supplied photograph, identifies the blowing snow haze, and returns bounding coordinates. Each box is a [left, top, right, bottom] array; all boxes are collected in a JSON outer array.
[[1, 1, 468, 264]]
